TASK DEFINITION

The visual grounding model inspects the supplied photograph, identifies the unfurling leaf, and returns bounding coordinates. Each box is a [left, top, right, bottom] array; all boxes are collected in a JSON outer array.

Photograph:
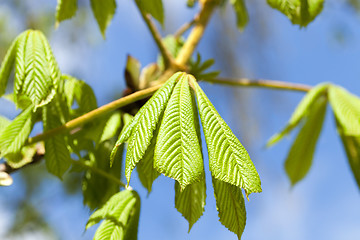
[[86, 190, 141, 240], [230, 0, 249, 31], [267, 0, 324, 27], [175, 179, 206, 231], [0, 36, 18, 96], [155, 75, 204, 189], [213, 178, 246, 240], [90, 0, 116, 38], [56, 0, 78, 25], [192, 78, 261, 195], [284, 96, 327, 185]]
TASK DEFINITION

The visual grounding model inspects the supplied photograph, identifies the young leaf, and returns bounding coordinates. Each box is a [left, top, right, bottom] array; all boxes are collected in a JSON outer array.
[[267, 0, 324, 27], [112, 72, 182, 175], [86, 190, 141, 240], [328, 85, 360, 136], [192, 78, 261, 195], [135, 0, 164, 24], [0, 35, 18, 96], [42, 103, 71, 178], [175, 179, 206, 232], [90, 0, 116, 38], [213, 177, 246, 240], [0, 106, 34, 158], [155, 75, 204, 189], [0, 116, 10, 133], [267, 83, 328, 146], [284, 96, 327, 185], [56, 0, 78, 25], [230, 0, 249, 31]]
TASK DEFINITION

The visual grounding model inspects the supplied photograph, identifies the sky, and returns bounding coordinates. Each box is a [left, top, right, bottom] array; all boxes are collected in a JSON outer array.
[[0, 0, 360, 240]]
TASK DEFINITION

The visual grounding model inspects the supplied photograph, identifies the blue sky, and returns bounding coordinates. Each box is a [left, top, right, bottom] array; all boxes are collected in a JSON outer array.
[[0, 1, 360, 239]]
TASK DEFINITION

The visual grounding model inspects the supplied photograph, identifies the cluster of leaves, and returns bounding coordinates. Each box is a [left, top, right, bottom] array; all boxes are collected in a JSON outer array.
[[111, 72, 261, 238], [268, 83, 360, 187]]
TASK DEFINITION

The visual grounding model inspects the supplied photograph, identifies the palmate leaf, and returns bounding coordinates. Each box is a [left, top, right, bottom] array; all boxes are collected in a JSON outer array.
[[111, 72, 182, 181], [0, 35, 18, 96], [56, 0, 78, 25], [90, 0, 116, 38], [328, 85, 360, 136], [86, 190, 141, 240], [267, 0, 324, 27], [155, 75, 204, 189], [230, 0, 249, 31], [284, 96, 327, 185], [135, 0, 164, 24], [213, 178, 246, 240], [267, 83, 328, 146], [42, 103, 71, 178], [175, 179, 206, 232], [0, 106, 35, 159], [192, 79, 261, 195]]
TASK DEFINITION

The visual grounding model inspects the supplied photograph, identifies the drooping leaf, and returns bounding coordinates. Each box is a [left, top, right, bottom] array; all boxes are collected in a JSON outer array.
[[124, 55, 141, 91], [135, 0, 164, 24], [56, 0, 78, 25], [13, 31, 28, 104], [90, 0, 116, 38], [155, 75, 204, 189], [86, 190, 141, 240], [230, 0, 249, 31], [42, 103, 71, 178], [213, 177, 246, 240], [175, 179, 206, 232], [328, 85, 360, 136], [284, 96, 327, 185], [0, 106, 34, 158], [267, 0, 324, 27], [192, 79, 261, 195], [267, 83, 328, 146], [111, 72, 182, 173], [0, 116, 10, 133], [0, 35, 18, 96]]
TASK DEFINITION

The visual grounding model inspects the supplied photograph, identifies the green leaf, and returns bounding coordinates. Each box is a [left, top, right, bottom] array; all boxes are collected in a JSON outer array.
[[124, 55, 141, 91], [111, 72, 181, 173], [175, 179, 206, 232], [267, 0, 324, 27], [0, 35, 18, 96], [42, 103, 71, 178], [0, 116, 10, 133], [90, 0, 116, 38], [213, 177, 246, 240], [86, 190, 141, 240], [328, 85, 360, 136], [284, 96, 327, 185], [14, 31, 29, 104], [155, 75, 204, 189], [56, 0, 78, 25], [0, 106, 34, 158], [136, 0, 164, 24], [267, 83, 328, 146], [230, 0, 249, 31], [192, 79, 261, 195]]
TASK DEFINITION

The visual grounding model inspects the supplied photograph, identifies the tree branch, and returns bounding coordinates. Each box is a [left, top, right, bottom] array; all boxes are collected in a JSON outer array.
[[174, 18, 196, 39]]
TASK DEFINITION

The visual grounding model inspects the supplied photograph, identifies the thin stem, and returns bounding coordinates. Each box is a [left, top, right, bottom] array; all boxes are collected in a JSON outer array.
[[204, 78, 312, 92], [174, 18, 196, 39], [26, 85, 161, 145], [71, 159, 126, 188]]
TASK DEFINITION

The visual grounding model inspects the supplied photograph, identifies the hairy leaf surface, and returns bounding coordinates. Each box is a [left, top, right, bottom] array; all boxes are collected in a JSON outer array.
[[175, 179, 206, 231], [86, 190, 140, 240], [155, 75, 203, 189], [285, 97, 327, 185], [329, 85, 360, 136], [230, 0, 249, 31], [136, 0, 164, 24], [192, 79, 261, 195], [90, 0, 116, 37], [213, 178, 246, 240], [56, 0, 78, 24], [267, 0, 324, 26], [0, 36, 18, 96], [267, 83, 328, 146]]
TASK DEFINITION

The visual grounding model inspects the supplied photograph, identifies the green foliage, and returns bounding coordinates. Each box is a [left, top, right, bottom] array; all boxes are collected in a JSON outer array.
[[136, 0, 165, 24], [230, 0, 249, 31], [213, 178, 246, 240], [284, 96, 327, 185], [267, 0, 324, 27], [86, 190, 141, 240], [192, 78, 261, 196], [56, 0, 78, 25], [155, 75, 204, 189], [90, 0, 117, 38], [189, 53, 220, 81], [0, 36, 17, 96]]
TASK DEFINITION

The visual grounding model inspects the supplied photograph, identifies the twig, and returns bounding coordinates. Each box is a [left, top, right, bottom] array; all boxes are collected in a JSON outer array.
[[174, 18, 196, 39]]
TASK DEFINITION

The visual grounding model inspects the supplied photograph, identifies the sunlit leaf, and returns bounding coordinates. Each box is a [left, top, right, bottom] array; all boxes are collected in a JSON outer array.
[[0, 35, 18, 96], [90, 0, 116, 38], [56, 0, 78, 25], [136, 0, 164, 24], [230, 0, 249, 31]]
